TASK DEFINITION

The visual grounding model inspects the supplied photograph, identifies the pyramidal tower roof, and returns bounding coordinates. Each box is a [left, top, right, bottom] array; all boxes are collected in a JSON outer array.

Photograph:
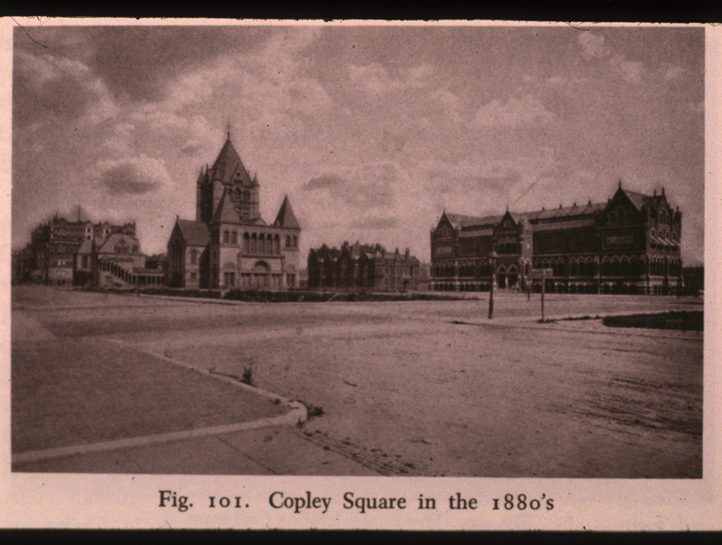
[[274, 195, 301, 229], [210, 187, 241, 225], [209, 134, 252, 185]]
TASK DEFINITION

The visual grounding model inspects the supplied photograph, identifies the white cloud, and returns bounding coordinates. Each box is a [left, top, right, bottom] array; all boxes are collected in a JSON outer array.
[[471, 95, 555, 128], [94, 155, 172, 196], [348, 62, 434, 95]]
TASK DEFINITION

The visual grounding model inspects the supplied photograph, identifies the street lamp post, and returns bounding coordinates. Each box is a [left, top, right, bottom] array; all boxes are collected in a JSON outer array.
[[488, 250, 497, 320]]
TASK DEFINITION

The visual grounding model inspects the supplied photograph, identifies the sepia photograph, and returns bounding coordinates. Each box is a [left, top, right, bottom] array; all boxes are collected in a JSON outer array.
[[2, 19, 717, 530]]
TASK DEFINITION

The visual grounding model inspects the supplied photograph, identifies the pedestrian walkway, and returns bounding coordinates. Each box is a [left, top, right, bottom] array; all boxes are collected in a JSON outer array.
[[12, 426, 382, 475], [11, 309, 380, 476]]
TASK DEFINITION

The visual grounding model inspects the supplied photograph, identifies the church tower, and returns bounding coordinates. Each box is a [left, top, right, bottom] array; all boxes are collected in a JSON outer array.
[[196, 131, 261, 224]]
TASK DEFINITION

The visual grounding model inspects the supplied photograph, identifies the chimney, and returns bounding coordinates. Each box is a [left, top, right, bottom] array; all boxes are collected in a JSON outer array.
[[405, 248, 410, 258]]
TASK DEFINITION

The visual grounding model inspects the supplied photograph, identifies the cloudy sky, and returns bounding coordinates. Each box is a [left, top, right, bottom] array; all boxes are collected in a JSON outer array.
[[10, 22, 705, 265]]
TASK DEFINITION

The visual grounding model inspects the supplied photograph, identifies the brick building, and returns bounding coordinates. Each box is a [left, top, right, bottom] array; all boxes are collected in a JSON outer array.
[[430, 184, 683, 295], [308, 241, 422, 292]]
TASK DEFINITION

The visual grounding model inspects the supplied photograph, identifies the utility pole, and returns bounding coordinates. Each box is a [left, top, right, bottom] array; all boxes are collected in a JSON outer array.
[[488, 250, 497, 320]]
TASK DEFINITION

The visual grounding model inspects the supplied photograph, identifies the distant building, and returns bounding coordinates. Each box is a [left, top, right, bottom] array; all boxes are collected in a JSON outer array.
[[308, 241, 422, 292], [22, 208, 139, 286], [167, 133, 302, 290], [683, 265, 703, 295], [17, 207, 165, 288], [430, 184, 683, 295]]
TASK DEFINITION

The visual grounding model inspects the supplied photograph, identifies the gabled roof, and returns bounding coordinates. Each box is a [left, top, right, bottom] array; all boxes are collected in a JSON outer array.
[[273, 195, 301, 229], [77, 238, 93, 255], [209, 137, 252, 185], [445, 213, 501, 229], [622, 188, 669, 212], [176, 219, 210, 246], [524, 201, 604, 221], [622, 189, 648, 211], [97, 233, 139, 254], [210, 188, 241, 225]]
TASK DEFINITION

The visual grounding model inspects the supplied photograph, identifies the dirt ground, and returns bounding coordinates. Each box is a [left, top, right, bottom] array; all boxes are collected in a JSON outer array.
[[11, 285, 703, 477]]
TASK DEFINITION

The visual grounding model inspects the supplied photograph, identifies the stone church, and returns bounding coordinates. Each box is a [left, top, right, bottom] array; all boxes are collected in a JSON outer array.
[[167, 134, 301, 290]]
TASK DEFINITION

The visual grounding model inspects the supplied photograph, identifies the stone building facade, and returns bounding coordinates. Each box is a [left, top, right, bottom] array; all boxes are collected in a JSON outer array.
[[167, 135, 301, 290], [430, 184, 683, 295], [20, 208, 148, 287], [308, 241, 422, 292]]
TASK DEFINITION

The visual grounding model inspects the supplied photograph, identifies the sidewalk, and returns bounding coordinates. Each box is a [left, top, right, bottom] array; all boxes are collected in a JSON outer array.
[[11, 311, 380, 476], [12, 425, 382, 475]]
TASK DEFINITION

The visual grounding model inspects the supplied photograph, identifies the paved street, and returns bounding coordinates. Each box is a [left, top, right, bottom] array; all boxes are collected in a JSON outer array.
[[11, 286, 703, 477]]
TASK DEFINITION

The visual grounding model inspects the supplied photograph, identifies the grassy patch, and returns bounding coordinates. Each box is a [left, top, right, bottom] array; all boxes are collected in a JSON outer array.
[[602, 311, 703, 331], [298, 401, 325, 419], [126, 287, 479, 303]]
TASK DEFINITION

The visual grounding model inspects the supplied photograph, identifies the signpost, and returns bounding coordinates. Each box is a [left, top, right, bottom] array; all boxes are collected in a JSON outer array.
[[530, 268, 554, 321], [488, 251, 498, 319]]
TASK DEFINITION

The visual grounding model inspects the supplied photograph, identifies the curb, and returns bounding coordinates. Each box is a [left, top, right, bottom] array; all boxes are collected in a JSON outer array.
[[104, 338, 308, 425], [13, 340, 308, 465], [12, 411, 304, 465]]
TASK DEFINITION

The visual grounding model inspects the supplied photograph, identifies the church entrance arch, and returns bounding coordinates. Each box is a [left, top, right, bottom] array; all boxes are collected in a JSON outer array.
[[497, 265, 507, 289], [507, 265, 518, 288], [252, 261, 270, 289]]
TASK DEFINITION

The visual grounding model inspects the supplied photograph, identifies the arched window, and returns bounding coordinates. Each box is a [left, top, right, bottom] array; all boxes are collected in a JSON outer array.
[[612, 258, 621, 277], [570, 259, 578, 277], [251, 233, 257, 254], [223, 231, 229, 244], [616, 206, 626, 224], [621, 258, 629, 276], [286, 235, 291, 248], [231, 231, 237, 245], [292, 236, 297, 248], [243, 233, 250, 253], [625, 210, 634, 224], [603, 259, 611, 277], [259, 234, 266, 254], [190, 249, 197, 265]]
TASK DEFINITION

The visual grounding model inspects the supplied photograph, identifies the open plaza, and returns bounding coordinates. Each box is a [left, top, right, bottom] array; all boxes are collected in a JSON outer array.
[[11, 285, 703, 478]]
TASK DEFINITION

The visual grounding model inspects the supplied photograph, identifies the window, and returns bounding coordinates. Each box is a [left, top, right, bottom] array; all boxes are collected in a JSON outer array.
[[292, 236, 297, 248], [286, 236, 291, 248], [231, 231, 237, 245], [223, 231, 229, 244], [190, 249, 197, 265]]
